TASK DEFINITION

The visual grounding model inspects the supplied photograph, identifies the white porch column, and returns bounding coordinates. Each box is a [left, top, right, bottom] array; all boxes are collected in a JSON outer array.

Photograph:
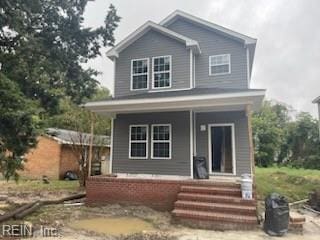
[[190, 110, 194, 178], [109, 117, 114, 174]]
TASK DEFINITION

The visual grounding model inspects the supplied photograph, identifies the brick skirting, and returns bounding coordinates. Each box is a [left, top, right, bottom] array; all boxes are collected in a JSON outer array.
[[86, 176, 194, 211]]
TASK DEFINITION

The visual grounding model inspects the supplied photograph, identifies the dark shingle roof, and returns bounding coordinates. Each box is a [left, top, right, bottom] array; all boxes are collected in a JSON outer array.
[[46, 128, 110, 146]]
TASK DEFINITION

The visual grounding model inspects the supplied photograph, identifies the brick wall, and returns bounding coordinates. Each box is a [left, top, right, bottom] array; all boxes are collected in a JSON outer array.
[[22, 136, 61, 179], [59, 145, 80, 179], [86, 177, 184, 211]]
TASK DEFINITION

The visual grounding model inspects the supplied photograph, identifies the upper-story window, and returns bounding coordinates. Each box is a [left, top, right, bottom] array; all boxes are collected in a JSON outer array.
[[131, 58, 149, 90], [152, 56, 171, 89], [209, 54, 231, 76]]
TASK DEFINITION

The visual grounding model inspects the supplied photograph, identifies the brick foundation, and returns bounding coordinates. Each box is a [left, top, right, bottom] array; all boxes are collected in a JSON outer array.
[[86, 176, 240, 211], [86, 176, 187, 211]]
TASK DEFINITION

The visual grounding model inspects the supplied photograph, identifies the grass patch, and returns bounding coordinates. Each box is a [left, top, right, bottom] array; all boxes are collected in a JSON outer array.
[[255, 166, 320, 202], [0, 179, 79, 192]]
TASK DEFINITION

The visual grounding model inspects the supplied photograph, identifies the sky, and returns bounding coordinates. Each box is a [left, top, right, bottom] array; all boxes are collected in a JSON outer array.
[[83, 0, 320, 117]]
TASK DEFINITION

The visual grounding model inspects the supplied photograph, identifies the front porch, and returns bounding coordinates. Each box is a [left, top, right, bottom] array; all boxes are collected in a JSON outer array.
[[86, 175, 258, 230]]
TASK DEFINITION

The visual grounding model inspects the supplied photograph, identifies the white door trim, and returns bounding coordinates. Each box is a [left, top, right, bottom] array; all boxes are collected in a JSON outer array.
[[208, 123, 236, 176]]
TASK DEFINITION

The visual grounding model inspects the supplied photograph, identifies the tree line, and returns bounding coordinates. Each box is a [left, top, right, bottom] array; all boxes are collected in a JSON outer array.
[[252, 100, 320, 169]]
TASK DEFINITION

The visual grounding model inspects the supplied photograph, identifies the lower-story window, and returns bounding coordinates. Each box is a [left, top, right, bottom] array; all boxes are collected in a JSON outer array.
[[151, 124, 171, 159], [129, 125, 148, 159]]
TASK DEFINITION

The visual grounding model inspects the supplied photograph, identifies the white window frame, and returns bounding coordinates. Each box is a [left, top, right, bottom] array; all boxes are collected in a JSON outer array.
[[209, 54, 231, 76], [207, 123, 236, 176], [130, 58, 149, 91], [151, 124, 172, 159], [152, 55, 172, 89], [129, 124, 149, 159]]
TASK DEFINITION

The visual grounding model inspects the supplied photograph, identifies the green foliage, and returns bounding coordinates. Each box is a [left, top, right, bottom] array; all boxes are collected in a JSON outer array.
[[45, 96, 110, 135], [252, 101, 283, 167], [253, 100, 320, 169], [256, 166, 320, 202], [0, 1, 120, 180], [0, 73, 40, 181], [0, 0, 120, 112]]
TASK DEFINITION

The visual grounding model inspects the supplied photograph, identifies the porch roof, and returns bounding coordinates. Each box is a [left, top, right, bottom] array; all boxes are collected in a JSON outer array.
[[84, 87, 266, 116]]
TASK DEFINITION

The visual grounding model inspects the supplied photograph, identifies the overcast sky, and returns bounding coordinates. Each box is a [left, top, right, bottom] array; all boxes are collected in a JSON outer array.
[[83, 0, 320, 117]]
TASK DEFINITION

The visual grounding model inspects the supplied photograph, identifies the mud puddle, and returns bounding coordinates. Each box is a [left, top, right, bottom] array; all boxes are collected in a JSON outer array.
[[69, 217, 156, 236]]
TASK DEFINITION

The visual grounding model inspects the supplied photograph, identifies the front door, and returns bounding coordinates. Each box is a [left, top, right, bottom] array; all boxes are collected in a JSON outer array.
[[208, 124, 235, 175]]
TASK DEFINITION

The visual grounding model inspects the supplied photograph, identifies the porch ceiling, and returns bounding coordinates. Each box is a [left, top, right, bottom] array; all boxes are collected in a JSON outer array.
[[84, 89, 265, 117]]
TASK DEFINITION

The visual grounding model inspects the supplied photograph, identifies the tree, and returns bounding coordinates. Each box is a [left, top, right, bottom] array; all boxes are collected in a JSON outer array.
[[0, 1, 120, 180], [0, 0, 120, 113], [252, 101, 283, 167], [286, 112, 320, 169], [0, 73, 40, 180]]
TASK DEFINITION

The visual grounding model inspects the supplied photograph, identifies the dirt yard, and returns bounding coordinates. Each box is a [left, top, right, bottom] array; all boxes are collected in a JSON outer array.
[[1, 180, 320, 240]]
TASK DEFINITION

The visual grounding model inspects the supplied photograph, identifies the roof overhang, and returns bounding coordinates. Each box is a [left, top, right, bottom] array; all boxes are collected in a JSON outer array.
[[312, 96, 320, 104], [84, 90, 266, 117], [106, 21, 201, 60], [160, 10, 257, 46]]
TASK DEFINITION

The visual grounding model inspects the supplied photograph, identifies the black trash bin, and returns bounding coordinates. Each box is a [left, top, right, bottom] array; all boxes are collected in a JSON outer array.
[[264, 193, 289, 236], [193, 156, 209, 179]]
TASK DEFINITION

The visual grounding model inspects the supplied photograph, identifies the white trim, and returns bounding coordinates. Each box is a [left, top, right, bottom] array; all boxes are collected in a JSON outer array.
[[209, 54, 231, 76], [148, 87, 191, 93], [106, 21, 201, 60], [151, 124, 172, 159], [109, 118, 114, 173], [189, 49, 193, 88], [129, 125, 149, 159], [193, 111, 197, 156], [130, 58, 149, 91], [193, 54, 196, 87], [246, 47, 250, 88], [112, 58, 116, 97], [116, 173, 191, 180], [85, 90, 266, 108], [160, 10, 257, 45], [189, 110, 194, 178], [152, 55, 172, 89], [208, 123, 236, 176]]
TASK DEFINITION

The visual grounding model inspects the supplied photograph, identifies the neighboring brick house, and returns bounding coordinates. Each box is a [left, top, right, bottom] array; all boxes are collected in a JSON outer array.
[[21, 128, 110, 180]]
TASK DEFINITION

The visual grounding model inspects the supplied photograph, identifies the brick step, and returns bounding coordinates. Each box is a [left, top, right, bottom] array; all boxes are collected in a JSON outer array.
[[181, 185, 241, 197], [183, 181, 241, 189], [172, 209, 258, 225], [177, 193, 256, 206], [174, 200, 256, 215]]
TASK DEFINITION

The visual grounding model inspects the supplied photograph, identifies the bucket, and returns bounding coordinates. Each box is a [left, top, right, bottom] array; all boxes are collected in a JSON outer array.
[[241, 174, 253, 199]]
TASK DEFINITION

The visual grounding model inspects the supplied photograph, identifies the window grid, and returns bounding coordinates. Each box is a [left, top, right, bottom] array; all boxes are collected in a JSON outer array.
[[209, 54, 231, 76], [129, 125, 148, 159], [151, 124, 171, 159], [152, 56, 171, 89], [131, 58, 149, 90]]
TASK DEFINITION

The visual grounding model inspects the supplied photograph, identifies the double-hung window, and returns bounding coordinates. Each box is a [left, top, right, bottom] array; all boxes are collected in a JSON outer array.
[[131, 58, 149, 90], [209, 54, 231, 75], [129, 125, 148, 159], [151, 124, 171, 159], [152, 56, 171, 89]]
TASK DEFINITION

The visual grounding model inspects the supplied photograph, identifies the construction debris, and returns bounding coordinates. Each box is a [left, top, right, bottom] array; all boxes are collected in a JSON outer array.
[[0, 193, 86, 223]]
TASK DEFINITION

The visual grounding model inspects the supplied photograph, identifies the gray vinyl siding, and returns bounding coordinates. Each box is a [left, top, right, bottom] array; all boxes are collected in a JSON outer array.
[[195, 111, 251, 176], [167, 19, 249, 89], [113, 111, 190, 176], [114, 30, 190, 98]]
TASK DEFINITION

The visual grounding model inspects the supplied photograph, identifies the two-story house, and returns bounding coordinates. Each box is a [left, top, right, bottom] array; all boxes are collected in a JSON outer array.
[[85, 10, 265, 230]]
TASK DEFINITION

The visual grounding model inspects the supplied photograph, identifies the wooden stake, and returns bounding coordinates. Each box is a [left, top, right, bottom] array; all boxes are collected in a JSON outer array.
[[88, 112, 95, 177]]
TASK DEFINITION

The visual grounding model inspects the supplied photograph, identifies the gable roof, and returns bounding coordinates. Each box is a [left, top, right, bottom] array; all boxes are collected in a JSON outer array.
[[313, 96, 320, 104], [160, 10, 257, 45], [46, 128, 110, 147], [106, 21, 201, 60]]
